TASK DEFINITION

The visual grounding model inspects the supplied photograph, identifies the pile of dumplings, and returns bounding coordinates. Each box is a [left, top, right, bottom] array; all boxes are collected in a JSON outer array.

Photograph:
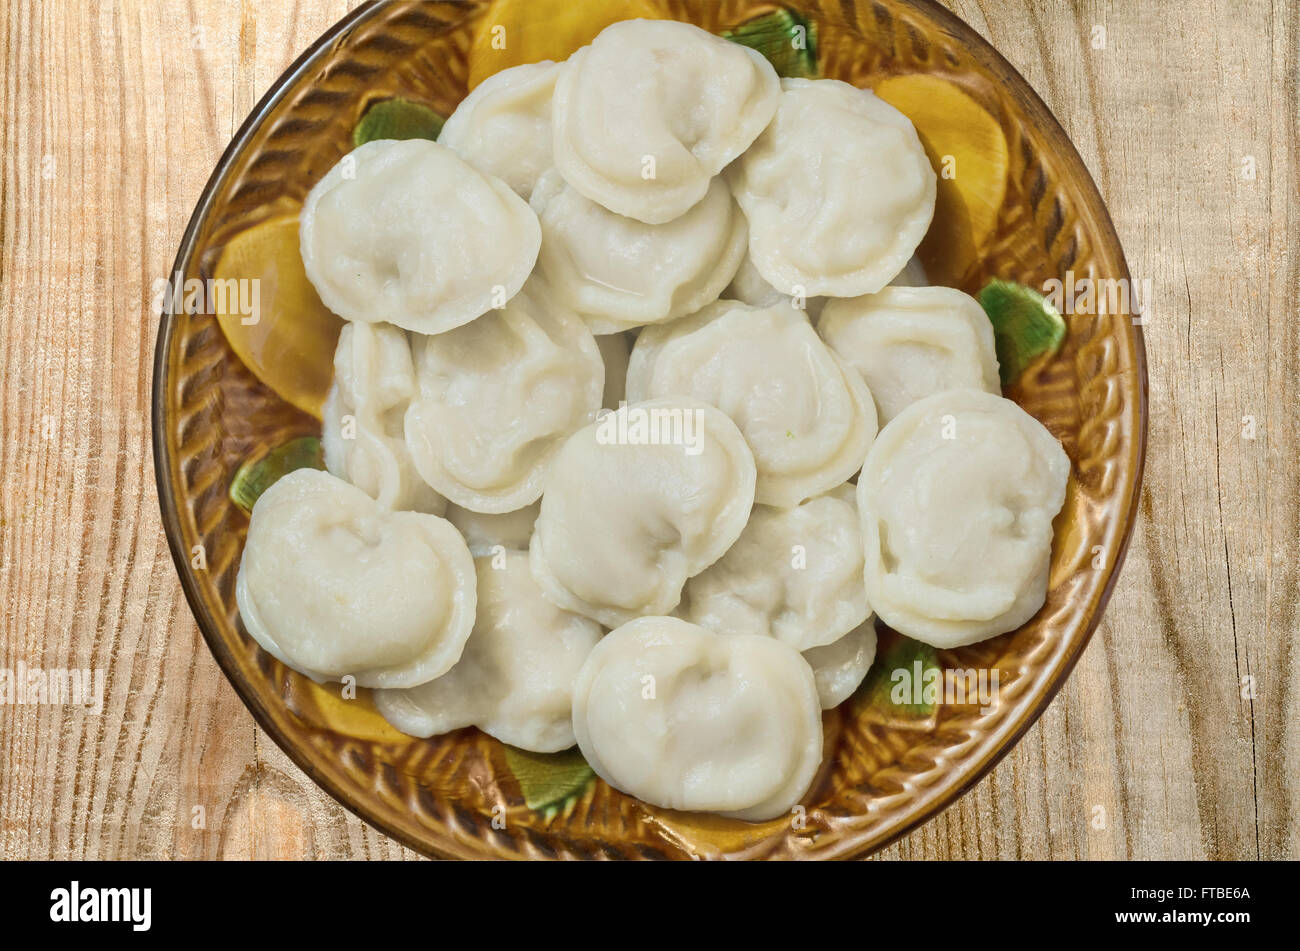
[[236, 19, 1070, 822]]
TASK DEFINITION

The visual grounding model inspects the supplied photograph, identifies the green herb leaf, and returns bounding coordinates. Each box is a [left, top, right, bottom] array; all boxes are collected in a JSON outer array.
[[353, 98, 445, 148], [503, 745, 594, 814], [722, 8, 818, 79], [979, 279, 1067, 386], [857, 631, 941, 723], [229, 436, 324, 513]]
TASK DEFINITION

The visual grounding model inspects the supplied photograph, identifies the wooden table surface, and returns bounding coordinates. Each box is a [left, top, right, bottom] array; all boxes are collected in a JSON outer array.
[[1, 0, 1296, 861]]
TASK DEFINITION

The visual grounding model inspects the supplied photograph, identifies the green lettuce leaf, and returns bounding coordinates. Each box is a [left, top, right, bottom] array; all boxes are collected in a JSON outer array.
[[979, 279, 1067, 386], [229, 436, 324, 513], [353, 98, 444, 147], [858, 632, 941, 723], [503, 746, 594, 815], [722, 9, 818, 79]]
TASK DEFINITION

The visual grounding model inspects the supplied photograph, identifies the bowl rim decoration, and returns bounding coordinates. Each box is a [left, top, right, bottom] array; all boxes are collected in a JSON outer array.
[[152, 0, 1148, 859]]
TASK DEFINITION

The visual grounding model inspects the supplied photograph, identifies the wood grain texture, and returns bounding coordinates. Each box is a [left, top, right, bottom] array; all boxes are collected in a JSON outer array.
[[0, 0, 1295, 860]]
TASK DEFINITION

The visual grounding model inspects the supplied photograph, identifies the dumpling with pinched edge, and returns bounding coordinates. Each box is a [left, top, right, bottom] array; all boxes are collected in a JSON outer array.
[[627, 300, 877, 507], [681, 485, 869, 650], [529, 398, 757, 628], [235, 469, 476, 689], [437, 60, 561, 200], [727, 78, 936, 297], [819, 286, 1001, 426], [858, 389, 1070, 648], [552, 19, 780, 224], [530, 168, 747, 334], [803, 622, 877, 709], [445, 501, 540, 558], [299, 138, 540, 334], [322, 321, 446, 515], [572, 616, 822, 821], [404, 281, 604, 514], [374, 551, 602, 752]]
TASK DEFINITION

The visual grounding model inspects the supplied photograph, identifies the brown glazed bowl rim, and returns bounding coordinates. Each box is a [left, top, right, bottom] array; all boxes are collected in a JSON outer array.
[[152, 0, 1148, 859]]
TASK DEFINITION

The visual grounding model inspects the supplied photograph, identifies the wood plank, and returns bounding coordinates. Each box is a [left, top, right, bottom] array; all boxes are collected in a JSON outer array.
[[0, 0, 1293, 860]]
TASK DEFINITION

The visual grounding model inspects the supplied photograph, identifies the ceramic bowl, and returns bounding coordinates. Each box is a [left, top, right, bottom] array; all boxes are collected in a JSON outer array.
[[153, 0, 1147, 859]]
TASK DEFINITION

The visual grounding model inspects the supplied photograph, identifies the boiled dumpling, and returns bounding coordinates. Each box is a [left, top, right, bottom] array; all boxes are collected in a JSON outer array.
[[551, 19, 780, 224], [596, 332, 631, 410], [235, 469, 476, 688], [299, 138, 540, 334], [374, 551, 602, 752], [529, 398, 757, 627], [627, 300, 877, 507], [445, 501, 540, 557], [727, 78, 936, 297], [681, 485, 869, 650], [530, 168, 747, 333], [803, 622, 877, 709], [857, 389, 1070, 647], [437, 61, 560, 200], [818, 286, 1001, 425], [322, 321, 446, 514], [404, 281, 604, 514], [571, 616, 822, 820]]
